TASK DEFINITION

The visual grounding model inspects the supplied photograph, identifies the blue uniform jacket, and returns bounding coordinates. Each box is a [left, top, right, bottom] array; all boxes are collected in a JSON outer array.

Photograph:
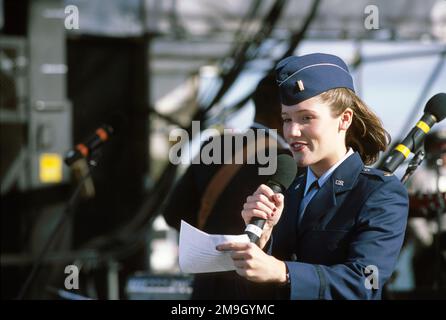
[[271, 152, 409, 299]]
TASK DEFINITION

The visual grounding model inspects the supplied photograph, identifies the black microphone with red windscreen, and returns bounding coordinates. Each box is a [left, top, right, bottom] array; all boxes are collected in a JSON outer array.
[[244, 154, 297, 243], [64, 114, 125, 166]]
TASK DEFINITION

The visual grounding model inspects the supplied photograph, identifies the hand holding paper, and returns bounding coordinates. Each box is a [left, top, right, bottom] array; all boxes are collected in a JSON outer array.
[[178, 220, 250, 274]]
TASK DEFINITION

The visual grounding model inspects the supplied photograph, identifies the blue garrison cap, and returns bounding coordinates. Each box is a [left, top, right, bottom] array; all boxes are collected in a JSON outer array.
[[275, 53, 355, 106]]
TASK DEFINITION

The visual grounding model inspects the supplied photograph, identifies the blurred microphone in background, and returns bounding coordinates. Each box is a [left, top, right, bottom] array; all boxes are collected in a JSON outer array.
[[64, 114, 125, 198]]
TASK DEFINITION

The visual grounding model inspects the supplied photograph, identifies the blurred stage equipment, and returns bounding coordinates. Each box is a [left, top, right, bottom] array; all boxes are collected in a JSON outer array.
[[2, 0, 150, 299], [58, 7, 151, 301], [420, 130, 446, 291], [409, 192, 446, 219], [406, 129, 446, 293], [1, 0, 72, 194], [66, 34, 149, 247], [1, 0, 74, 299]]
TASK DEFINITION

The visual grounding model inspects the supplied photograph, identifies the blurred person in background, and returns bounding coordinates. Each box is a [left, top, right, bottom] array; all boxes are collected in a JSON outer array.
[[406, 129, 446, 290]]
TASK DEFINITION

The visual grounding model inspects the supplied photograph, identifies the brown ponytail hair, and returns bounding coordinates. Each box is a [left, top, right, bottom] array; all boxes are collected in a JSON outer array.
[[318, 88, 390, 165]]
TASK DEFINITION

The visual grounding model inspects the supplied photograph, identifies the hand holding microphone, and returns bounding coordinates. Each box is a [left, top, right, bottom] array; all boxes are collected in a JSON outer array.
[[243, 154, 297, 245], [242, 186, 284, 247], [215, 154, 296, 283]]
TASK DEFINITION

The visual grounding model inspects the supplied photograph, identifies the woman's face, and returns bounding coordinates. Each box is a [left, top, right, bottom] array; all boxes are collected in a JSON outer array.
[[281, 96, 349, 176]]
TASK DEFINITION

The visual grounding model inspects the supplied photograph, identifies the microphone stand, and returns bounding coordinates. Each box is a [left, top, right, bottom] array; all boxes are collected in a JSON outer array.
[[401, 149, 425, 185], [16, 159, 96, 300]]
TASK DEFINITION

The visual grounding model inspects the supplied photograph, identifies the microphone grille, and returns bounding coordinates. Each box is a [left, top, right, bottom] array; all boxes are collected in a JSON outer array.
[[269, 154, 297, 190], [425, 93, 446, 122]]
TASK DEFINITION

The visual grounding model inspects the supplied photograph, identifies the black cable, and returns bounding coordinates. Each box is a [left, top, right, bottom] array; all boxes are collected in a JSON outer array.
[[198, 0, 264, 108], [208, 0, 322, 125], [148, 108, 187, 129], [228, 0, 263, 58], [276, 0, 322, 60], [16, 171, 92, 300], [197, 0, 287, 119]]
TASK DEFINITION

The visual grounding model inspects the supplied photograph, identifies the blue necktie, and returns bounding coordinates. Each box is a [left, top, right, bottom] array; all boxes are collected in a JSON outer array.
[[297, 180, 319, 226]]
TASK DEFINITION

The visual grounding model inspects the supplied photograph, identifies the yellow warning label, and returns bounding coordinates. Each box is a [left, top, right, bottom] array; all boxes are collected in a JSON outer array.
[[39, 153, 63, 183]]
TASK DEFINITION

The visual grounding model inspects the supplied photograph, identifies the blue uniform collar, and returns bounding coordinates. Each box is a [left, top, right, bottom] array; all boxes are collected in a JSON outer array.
[[330, 151, 364, 195], [297, 152, 364, 232], [304, 148, 354, 197]]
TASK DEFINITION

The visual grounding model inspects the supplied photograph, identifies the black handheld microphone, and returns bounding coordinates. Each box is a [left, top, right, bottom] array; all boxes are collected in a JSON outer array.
[[380, 93, 446, 173], [64, 115, 124, 166], [244, 154, 297, 243]]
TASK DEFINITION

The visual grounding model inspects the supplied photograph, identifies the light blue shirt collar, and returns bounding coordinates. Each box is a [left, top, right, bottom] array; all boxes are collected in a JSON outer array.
[[304, 148, 354, 196]]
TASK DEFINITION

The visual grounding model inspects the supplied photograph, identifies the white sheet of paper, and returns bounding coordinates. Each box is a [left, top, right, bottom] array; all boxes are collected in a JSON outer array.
[[179, 220, 250, 274]]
